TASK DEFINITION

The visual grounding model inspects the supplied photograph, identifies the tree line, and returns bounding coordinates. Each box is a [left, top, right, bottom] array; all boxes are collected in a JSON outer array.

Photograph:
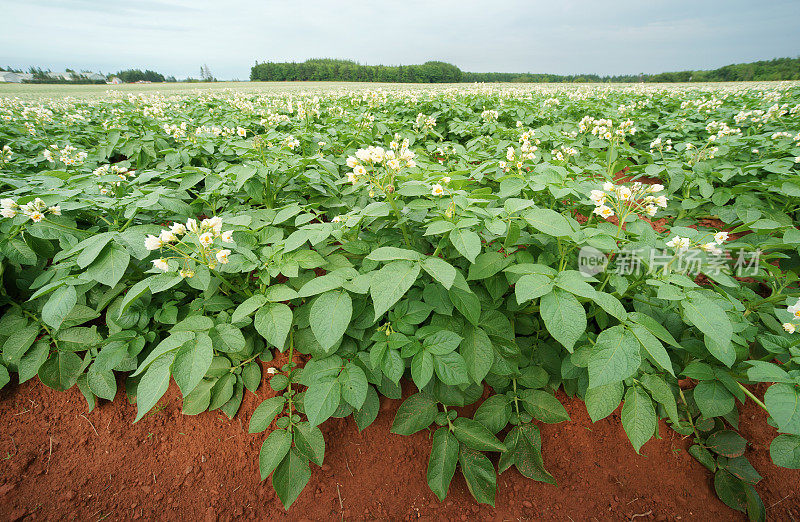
[[251, 59, 463, 83], [251, 57, 800, 83]]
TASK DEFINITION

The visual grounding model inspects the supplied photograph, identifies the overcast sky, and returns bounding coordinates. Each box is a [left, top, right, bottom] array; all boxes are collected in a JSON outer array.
[[1, 0, 798, 80]]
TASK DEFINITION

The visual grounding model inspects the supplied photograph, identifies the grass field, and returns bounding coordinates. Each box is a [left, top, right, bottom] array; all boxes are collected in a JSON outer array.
[[2, 80, 799, 100]]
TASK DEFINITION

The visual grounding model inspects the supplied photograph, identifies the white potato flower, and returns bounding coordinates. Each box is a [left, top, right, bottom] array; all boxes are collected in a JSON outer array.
[[589, 190, 606, 206], [701, 243, 723, 255], [714, 232, 729, 244], [220, 230, 234, 243], [199, 232, 214, 247], [431, 184, 444, 196], [593, 205, 615, 218], [216, 249, 231, 264], [666, 236, 690, 252], [1, 208, 17, 218], [788, 299, 800, 319], [603, 181, 614, 191], [144, 234, 163, 250], [186, 218, 199, 233], [784, 323, 796, 334], [170, 222, 186, 235], [159, 230, 177, 243], [29, 211, 44, 222], [152, 258, 170, 272]]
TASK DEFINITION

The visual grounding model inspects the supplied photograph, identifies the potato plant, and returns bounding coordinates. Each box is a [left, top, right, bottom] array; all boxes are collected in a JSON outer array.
[[0, 84, 799, 516]]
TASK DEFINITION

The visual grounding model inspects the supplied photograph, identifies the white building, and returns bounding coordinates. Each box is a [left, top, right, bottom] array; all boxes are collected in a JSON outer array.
[[0, 72, 21, 83]]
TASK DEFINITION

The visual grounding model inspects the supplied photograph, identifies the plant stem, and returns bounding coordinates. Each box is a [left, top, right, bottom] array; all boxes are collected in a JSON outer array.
[[737, 382, 769, 412]]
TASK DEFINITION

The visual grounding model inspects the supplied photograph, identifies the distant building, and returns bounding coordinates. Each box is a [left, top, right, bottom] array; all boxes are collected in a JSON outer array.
[[107, 76, 122, 84], [47, 71, 75, 80], [0, 72, 21, 83], [17, 73, 33, 81], [85, 73, 106, 81]]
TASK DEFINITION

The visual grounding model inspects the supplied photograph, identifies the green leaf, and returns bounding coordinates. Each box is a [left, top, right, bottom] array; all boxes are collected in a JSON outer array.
[[134, 353, 174, 422], [41, 285, 77, 331], [2, 324, 39, 362], [87, 368, 116, 400], [421, 257, 457, 289], [585, 381, 624, 422], [172, 332, 213, 396], [249, 396, 285, 433], [370, 260, 421, 320], [770, 434, 800, 468], [132, 331, 194, 377], [423, 330, 462, 355], [254, 302, 293, 351], [467, 252, 510, 280], [366, 246, 421, 261], [540, 289, 586, 352], [515, 274, 553, 304], [38, 351, 82, 391], [514, 424, 555, 484], [119, 277, 154, 316], [681, 293, 732, 349], [460, 325, 494, 384], [629, 324, 675, 376], [231, 294, 267, 323], [474, 394, 511, 434], [181, 379, 214, 415], [554, 270, 596, 298], [639, 373, 680, 426], [310, 290, 352, 352], [85, 244, 130, 287], [764, 383, 800, 435], [6, 237, 37, 265], [694, 380, 735, 418], [293, 421, 326, 466], [591, 291, 627, 321], [449, 228, 481, 263], [627, 312, 682, 349], [304, 378, 341, 426], [353, 385, 380, 431], [524, 208, 573, 237], [433, 351, 470, 385], [458, 447, 497, 506], [340, 362, 368, 410], [587, 325, 641, 389], [0, 364, 8, 390], [76, 232, 114, 268], [621, 386, 656, 453], [689, 444, 718, 472], [519, 390, 571, 423], [427, 427, 459, 501], [714, 469, 747, 513], [411, 351, 434, 389], [452, 417, 507, 452], [272, 448, 311, 510], [259, 428, 292, 480], [391, 392, 438, 435]]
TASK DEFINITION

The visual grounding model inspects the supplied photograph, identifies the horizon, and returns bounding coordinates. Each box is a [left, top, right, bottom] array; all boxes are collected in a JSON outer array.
[[1, 0, 799, 81]]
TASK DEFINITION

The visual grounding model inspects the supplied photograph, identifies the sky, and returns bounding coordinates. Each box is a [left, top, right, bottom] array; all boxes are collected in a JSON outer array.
[[1, 0, 799, 80]]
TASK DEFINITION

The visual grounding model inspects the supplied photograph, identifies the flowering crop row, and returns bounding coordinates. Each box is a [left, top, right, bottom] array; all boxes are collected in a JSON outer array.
[[0, 82, 799, 514]]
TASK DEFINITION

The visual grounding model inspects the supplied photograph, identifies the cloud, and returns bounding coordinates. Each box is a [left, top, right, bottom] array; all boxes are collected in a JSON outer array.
[[0, 0, 798, 79]]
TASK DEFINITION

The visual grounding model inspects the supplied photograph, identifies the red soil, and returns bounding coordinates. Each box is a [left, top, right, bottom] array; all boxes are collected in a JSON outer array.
[[1, 366, 798, 521]]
